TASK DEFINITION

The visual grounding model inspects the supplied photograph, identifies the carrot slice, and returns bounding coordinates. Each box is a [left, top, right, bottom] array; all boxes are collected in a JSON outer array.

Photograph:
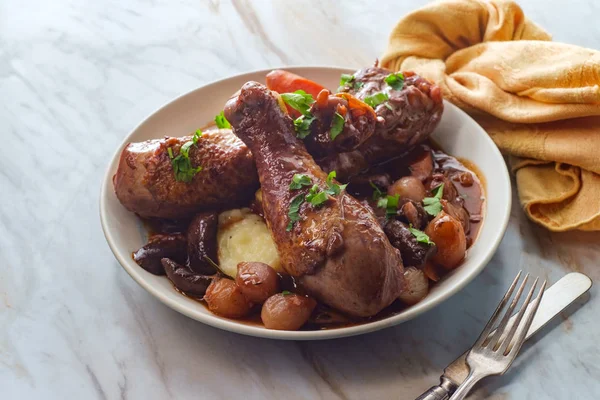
[[334, 93, 376, 120], [266, 70, 327, 117], [266, 70, 327, 97]]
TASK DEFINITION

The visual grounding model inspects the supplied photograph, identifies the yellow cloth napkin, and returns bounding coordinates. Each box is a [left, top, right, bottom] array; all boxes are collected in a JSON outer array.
[[380, 0, 600, 231]]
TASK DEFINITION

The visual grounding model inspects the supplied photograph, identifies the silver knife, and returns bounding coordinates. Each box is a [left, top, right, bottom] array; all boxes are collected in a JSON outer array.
[[415, 272, 592, 400]]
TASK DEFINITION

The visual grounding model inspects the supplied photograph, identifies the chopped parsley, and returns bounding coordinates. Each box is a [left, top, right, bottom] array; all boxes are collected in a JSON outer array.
[[306, 184, 329, 207], [192, 129, 202, 144], [338, 73, 364, 91], [325, 171, 347, 196], [293, 114, 315, 139], [214, 111, 231, 129], [286, 171, 346, 230], [385, 72, 405, 90], [286, 194, 306, 231], [168, 130, 203, 183], [289, 173, 312, 190], [281, 90, 315, 116], [281, 290, 292, 296], [409, 224, 434, 245], [340, 74, 354, 87], [282, 90, 316, 138], [180, 140, 194, 157], [330, 112, 345, 141], [423, 183, 444, 217], [364, 92, 389, 108], [377, 194, 400, 219], [370, 181, 384, 200]]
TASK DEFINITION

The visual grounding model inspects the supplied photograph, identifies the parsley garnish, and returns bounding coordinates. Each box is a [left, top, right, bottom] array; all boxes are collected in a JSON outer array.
[[385, 72, 405, 91], [286, 171, 346, 230], [192, 129, 202, 144], [215, 111, 231, 129], [286, 194, 306, 231], [339, 74, 354, 87], [289, 174, 312, 190], [408, 224, 434, 245], [338, 73, 364, 91], [293, 115, 315, 139], [180, 140, 194, 157], [325, 171, 347, 196], [423, 183, 444, 217], [281, 290, 292, 296], [370, 181, 384, 200], [168, 130, 203, 183], [306, 184, 329, 207], [281, 90, 315, 116], [377, 194, 400, 219], [282, 90, 316, 138], [364, 92, 389, 108], [330, 112, 345, 141]]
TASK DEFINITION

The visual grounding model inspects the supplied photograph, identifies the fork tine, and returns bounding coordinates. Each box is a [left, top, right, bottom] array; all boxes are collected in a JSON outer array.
[[489, 274, 529, 350], [473, 271, 522, 347], [498, 277, 538, 352], [500, 279, 547, 356]]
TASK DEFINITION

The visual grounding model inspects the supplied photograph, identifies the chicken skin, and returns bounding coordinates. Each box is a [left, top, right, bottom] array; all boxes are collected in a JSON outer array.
[[114, 129, 258, 219], [224, 82, 404, 317]]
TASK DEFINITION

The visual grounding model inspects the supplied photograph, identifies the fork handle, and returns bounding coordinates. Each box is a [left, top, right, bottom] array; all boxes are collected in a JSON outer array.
[[414, 376, 455, 400], [448, 370, 486, 400]]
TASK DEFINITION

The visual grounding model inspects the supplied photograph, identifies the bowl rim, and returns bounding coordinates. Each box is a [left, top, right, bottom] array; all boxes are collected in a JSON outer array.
[[100, 65, 512, 340]]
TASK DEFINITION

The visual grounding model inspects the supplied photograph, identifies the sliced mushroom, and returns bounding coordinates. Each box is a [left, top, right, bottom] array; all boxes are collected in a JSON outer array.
[[409, 150, 434, 182], [161, 258, 213, 297], [132, 234, 187, 275], [384, 219, 436, 267], [187, 212, 218, 274], [399, 200, 429, 230]]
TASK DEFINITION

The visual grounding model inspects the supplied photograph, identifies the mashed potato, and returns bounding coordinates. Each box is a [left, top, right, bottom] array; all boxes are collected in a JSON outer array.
[[217, 208, 281, 277]]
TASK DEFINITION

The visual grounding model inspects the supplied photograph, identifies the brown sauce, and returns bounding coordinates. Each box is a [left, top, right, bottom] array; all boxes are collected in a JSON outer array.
[[432, 150, 485, 246]]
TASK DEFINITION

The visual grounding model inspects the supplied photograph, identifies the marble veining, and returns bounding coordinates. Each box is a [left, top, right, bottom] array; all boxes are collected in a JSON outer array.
[[1, 0, 599, 399]]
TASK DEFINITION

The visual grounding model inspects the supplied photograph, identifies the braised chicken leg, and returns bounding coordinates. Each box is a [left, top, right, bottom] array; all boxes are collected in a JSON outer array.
[[320, 68, 444, 180], [114, 129, 258, 219], [224, 82, 404, 317]]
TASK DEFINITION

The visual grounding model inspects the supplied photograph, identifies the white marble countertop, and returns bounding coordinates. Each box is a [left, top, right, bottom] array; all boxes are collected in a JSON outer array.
[[1, 0, 599, 399]]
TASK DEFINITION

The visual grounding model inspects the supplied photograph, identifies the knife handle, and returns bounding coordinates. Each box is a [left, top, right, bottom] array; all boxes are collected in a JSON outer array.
[[414, 376, 455, 400]]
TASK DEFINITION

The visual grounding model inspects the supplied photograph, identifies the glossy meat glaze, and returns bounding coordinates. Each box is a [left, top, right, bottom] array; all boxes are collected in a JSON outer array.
[[320, 68, 444, 180], [114, 129, 258, 219], [224, 82, 404, 317]]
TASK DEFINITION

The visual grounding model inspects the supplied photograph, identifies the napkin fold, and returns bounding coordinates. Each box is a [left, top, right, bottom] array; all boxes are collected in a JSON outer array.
[[380, 0, 600, 231]]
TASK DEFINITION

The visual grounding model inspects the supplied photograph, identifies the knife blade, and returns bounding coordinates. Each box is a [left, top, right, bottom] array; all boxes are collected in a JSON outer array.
[[416, 272, 592, 400]]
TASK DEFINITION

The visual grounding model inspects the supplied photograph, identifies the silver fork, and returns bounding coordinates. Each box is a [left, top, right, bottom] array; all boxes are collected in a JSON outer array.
[[448, 271, 547, 400]]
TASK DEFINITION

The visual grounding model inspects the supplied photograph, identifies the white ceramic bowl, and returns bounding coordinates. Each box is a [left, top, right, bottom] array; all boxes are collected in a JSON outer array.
[[100, 66, 511, 340]]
